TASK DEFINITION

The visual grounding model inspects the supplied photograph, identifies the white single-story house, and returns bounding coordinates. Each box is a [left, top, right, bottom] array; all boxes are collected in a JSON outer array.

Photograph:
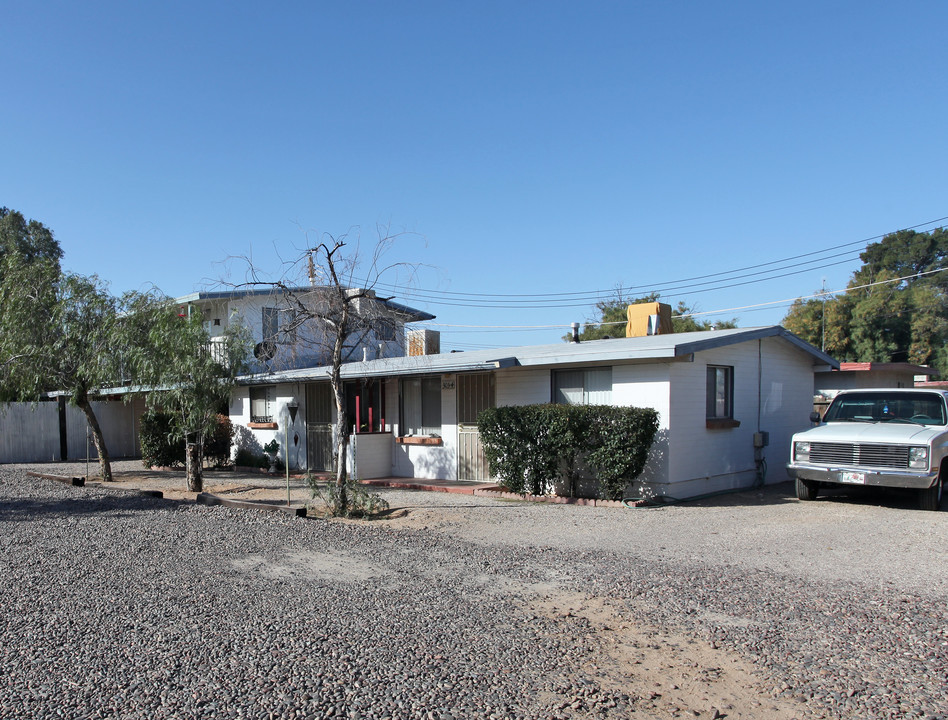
[[230, 326, 837, 499]]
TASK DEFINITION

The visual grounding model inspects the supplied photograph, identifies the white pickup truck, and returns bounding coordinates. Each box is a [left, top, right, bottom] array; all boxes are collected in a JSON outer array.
[[787, 388, 947, 511]]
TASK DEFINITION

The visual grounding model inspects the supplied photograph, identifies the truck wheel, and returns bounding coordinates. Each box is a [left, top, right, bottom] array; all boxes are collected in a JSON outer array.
[[918, 476, 943, 512], [795, 478, 819, 501]]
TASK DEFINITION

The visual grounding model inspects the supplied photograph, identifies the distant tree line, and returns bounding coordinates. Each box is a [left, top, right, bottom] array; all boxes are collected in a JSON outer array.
[[782, 228, 948, 376]]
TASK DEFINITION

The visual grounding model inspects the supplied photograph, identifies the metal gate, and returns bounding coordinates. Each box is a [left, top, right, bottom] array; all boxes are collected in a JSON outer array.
[[457, 373, 495, 482], [305, 383, 334, 472]]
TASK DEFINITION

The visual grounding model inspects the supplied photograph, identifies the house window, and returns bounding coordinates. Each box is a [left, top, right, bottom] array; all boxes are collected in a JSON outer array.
[[553, 367, 612, 404], [282, 309, 298, 344], [345, 379, 384, 434], [376, 319, 396, 342], [250, 386, 275, 423], [706, 366, 734, 419], [401, 376, 442, 436]]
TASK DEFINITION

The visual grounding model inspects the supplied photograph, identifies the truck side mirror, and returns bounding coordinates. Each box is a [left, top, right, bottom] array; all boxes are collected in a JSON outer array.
[[809, 411, 822, 423]]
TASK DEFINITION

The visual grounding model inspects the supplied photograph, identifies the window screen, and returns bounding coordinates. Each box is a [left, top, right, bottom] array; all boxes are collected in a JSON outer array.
[[401, 376, 442, 435], [553, 367, 612, 405]]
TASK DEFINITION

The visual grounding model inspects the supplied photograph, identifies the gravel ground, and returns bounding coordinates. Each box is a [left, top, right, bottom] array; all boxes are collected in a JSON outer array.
[[2, 461, 947, 719]]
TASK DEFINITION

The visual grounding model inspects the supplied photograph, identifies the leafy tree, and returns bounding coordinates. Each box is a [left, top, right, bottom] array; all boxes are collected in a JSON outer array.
[[0, 207, 62, 268], [783, 228, 948, 373], [0, 259, 121, 481], [569, 292, 737, 341], [119, 292, 250, 491], [783, 290, 855, 358]]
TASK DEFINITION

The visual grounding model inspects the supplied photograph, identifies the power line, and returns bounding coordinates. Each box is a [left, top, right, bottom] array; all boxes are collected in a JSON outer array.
[[424, 266, 948, 332], [370, 215, 948, 308]]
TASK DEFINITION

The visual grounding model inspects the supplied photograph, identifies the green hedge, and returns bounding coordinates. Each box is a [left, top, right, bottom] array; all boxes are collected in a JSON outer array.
[[140, 410, 185, 468], [204, 414, 234, 467], [477, 404, 659, 500], [141, 411, 233, 468]]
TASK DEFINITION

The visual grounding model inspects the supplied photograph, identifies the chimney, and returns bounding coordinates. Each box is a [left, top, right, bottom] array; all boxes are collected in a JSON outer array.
[[408, 329, 441, 356], [626, 302, 673, 337], [570, 322, 580, 343]]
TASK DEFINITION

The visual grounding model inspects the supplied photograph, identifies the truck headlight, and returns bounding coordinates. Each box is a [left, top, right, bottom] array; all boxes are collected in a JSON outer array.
[[908, 446, 929, 470], [794, 441, 810, 462]]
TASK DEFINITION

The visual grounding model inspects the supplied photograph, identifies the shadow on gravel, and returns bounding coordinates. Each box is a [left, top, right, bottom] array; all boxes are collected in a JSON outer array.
[[0, 494, 184, 522], [678, 480, 941, 512], [658, 481, 800, 508], [804, 484, 941, 511]]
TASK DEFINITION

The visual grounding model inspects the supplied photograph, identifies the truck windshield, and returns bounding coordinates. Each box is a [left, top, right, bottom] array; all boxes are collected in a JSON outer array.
[[823, 392, 948, 425]]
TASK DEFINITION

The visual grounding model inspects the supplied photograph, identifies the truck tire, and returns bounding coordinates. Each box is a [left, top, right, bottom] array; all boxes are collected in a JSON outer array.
[[795, 478, 819, 501], [918, 476, 943, 512]]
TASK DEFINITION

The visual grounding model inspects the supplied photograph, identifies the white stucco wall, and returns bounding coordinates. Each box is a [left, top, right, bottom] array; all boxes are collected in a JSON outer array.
[[230, 383, 308, 471], [390, 374, 457, 480]]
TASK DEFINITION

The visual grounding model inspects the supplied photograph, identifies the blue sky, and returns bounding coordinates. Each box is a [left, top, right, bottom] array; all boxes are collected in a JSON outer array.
[[3, 2, 946, 350]]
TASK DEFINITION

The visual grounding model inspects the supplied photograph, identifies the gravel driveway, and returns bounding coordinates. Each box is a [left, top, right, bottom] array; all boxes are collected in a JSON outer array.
[[2, 462, 946, 719]]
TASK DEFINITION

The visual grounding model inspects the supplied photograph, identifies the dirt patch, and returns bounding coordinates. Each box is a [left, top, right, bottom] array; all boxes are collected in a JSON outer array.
[[531, 589, 803, 719], [231, 550, 390, 584]]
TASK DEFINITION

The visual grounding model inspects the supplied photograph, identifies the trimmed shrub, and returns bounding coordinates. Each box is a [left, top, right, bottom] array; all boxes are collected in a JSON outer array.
[[140, 410, 185, 468], [204, 414, 234, 467], [477, 404, 659, 500], [234, 448, 270, 469]]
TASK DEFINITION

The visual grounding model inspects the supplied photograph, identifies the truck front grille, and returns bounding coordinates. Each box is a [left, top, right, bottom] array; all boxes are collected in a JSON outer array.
[[809, 442, 910, 469]]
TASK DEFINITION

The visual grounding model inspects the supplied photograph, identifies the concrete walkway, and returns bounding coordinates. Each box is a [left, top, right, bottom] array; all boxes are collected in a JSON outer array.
[[22, 460, 504, 516]]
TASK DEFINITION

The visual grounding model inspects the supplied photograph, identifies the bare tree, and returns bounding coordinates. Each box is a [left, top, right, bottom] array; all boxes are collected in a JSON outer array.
[[232, 227, 423, 515]]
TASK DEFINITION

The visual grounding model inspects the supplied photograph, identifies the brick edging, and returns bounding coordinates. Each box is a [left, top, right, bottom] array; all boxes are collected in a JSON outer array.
[[195, 493, 306, 517], [472, 488, 624, 507]]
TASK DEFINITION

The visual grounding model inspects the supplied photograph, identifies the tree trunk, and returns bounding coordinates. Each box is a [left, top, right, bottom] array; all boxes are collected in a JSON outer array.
[[331, 376, 349, 516], [77, 395, 112, 482], [186, 432, 203, 492], [330, 301, 349, 516]]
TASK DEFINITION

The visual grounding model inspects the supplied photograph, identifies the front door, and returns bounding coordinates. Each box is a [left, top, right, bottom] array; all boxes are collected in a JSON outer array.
[[457, 373, 495, 482], [305, 383, 333, 472]]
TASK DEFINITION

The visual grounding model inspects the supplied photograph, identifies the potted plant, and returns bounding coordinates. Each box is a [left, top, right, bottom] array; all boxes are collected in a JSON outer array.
[[263, 439, 280, 472]]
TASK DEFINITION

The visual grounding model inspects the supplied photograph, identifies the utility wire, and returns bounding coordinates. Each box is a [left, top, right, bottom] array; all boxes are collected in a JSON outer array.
[[425, 266, 948, 331], [369, 215, 948, 306]]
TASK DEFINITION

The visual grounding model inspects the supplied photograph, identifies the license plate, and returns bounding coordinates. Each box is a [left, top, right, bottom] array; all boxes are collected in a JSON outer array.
[[839, 471, 866, 484]]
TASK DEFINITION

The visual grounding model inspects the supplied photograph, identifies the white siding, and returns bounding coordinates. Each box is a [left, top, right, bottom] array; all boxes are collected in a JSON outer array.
[[198, 295, 408, 374], [349, 433, 393, 479], [612, 363, 672, 487], [663, 336, 816, 496], [816, 368, 919, 395], [496, 367, 550, 405]]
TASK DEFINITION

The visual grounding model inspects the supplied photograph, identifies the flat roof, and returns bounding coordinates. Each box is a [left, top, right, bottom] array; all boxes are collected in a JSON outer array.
[[240, 325, 838, 385], [174, 287, 435, 323]]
